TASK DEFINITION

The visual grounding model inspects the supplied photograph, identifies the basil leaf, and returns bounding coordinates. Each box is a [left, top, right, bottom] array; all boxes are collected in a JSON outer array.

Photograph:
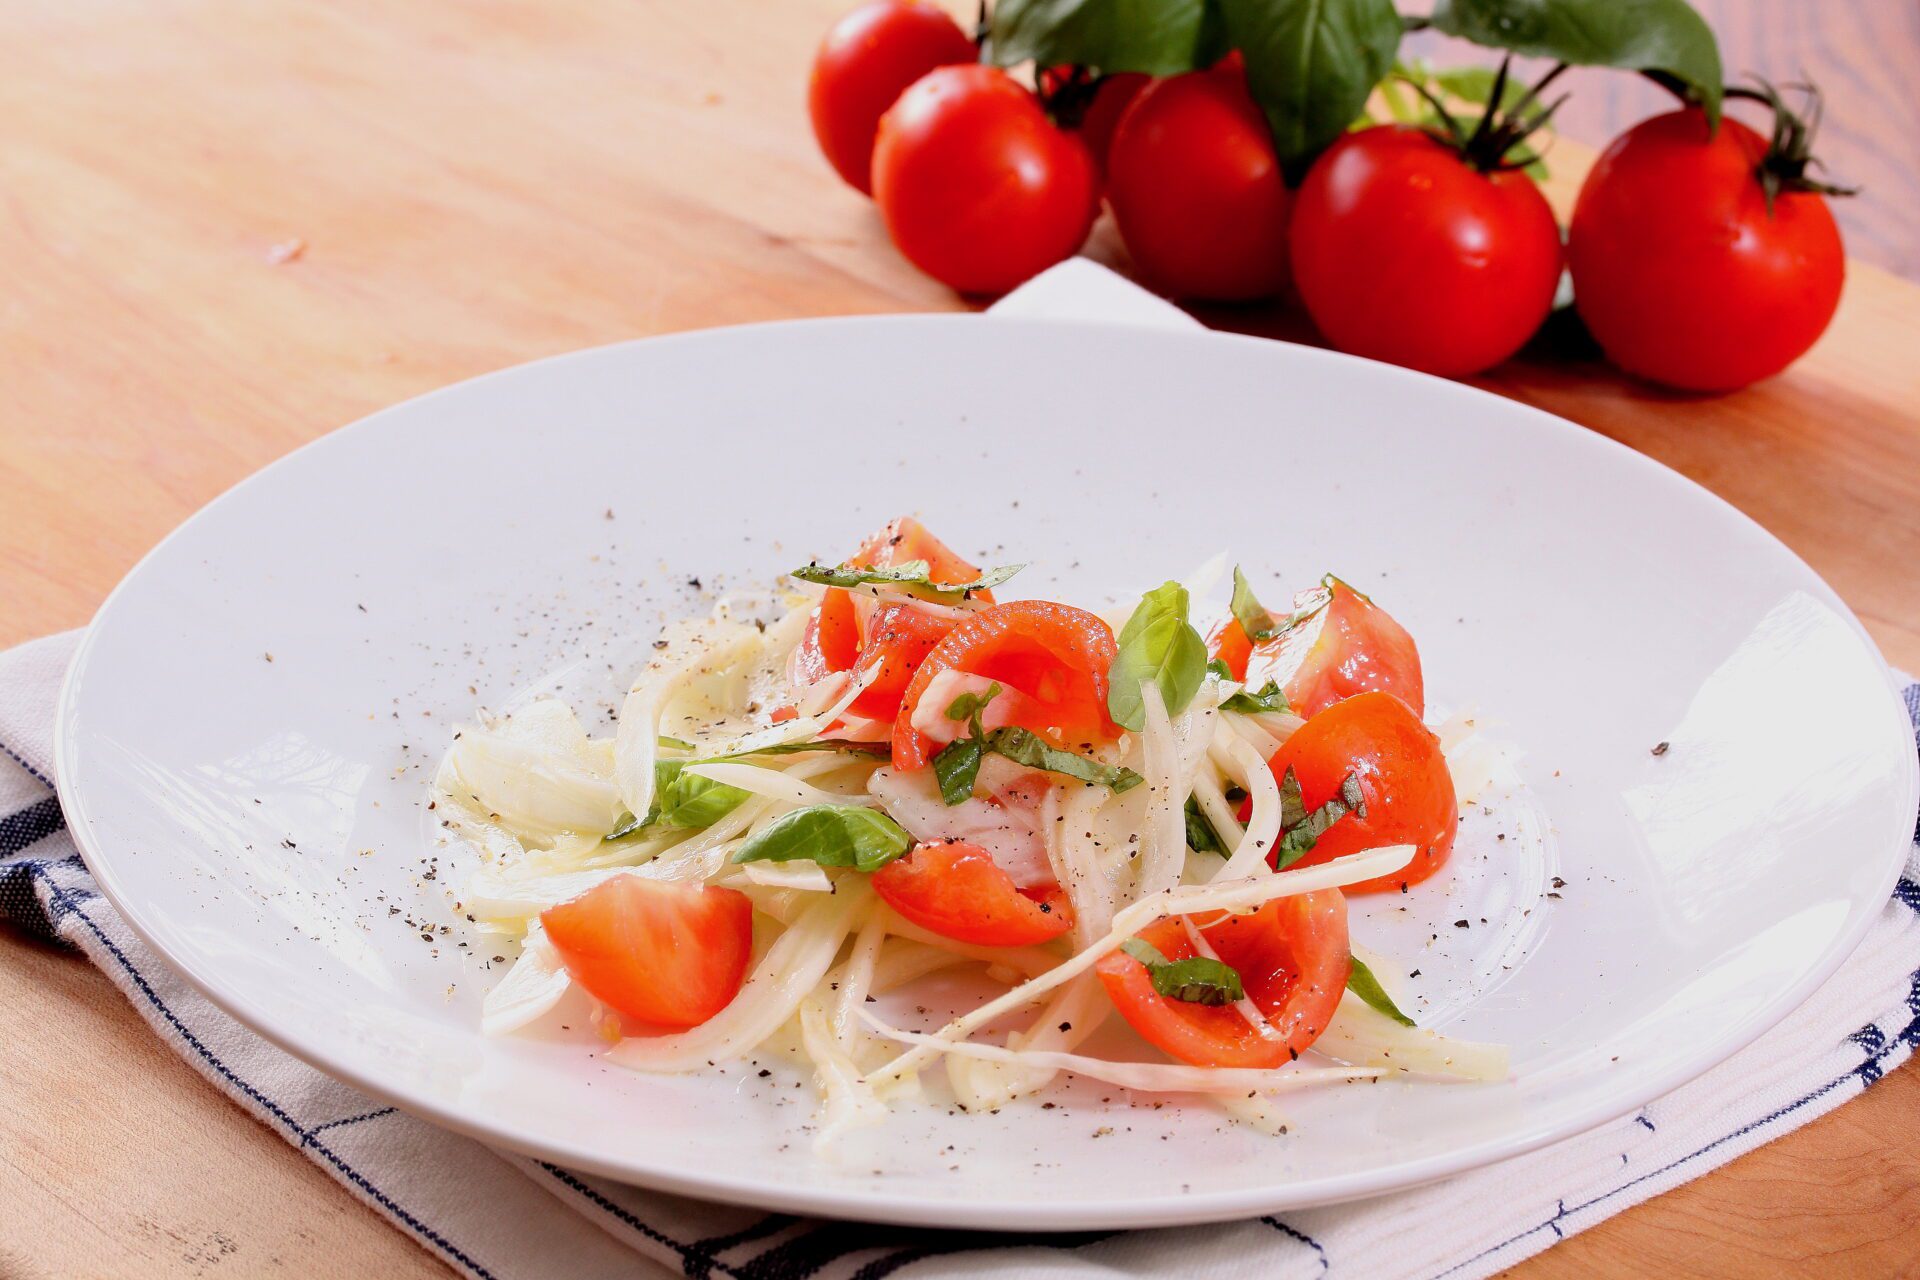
[[1120, 938, 1247, 1006], [932, 736, 986, 806], [987, 0, 1214, 76], [1274, 768, 1367, 869], [1347, 955, 1416, 1027], [981, 726, 1143, 793], [655, 761, 751, 828], [1221, 680, 1291, 715], [1429, 0, 1723, 125], [1218, 0, 1403, 173], [1108, 580, 1208, 730], [657, 735, 695, 751], [945, 682, 1003, 723], [721, 738, 891, 759], [791, 560, 1024, 600], [1206, 658, 1232, 680], [1230, 565, 1278, 641], [1185, 796, 1226, 854], [606, 811, 646, 841], [731, 804, 912, 873]]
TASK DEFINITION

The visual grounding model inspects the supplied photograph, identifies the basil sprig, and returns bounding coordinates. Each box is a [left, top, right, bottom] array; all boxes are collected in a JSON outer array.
[[1107, 581, 1208, 731], [730, 803, 912, 873], [932, 681, 1143, 804], [1347, 955, 1416, 1026], [1428, 0, 1723, 125], [1220, 680, 1291, 716], [1274, 767, 1368, 869], [790, 559, 1024, 601], [1120, 938, 1247, 1007]]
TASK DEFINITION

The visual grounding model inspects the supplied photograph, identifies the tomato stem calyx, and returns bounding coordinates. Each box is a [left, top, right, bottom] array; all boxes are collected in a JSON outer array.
[[1725, 77, 1858, 212], [1400, 55, 1567, 174]]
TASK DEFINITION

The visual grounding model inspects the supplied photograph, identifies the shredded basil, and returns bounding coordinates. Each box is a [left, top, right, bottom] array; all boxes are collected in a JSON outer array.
[[1107, 580, 1208, 731], [718, 738, 891, 759], [1185, 796, 1227, 854], [944, 682, 1003, 723], [932, 736, 985, 805], [1347, 955, 1416, 1027], [932, 678, 1139, 804], [1220, 680, 1291, 715], [1230, 565, 1279, 641], [1206, 658, 1233, 680], [790, 559, 1024, 600], [730, 803, 912, 873], [1274, 768, 1367, 869], [1120, 938, 1246, 1006]]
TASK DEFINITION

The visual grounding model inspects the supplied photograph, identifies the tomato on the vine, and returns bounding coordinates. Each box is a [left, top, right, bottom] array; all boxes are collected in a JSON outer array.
[[1105, 67, 1292, 302], [872, 64, 1098, 296], [1290, 125, 1561, 377], [1568, 94, 1849, 392], [808, 0, 976, 196]]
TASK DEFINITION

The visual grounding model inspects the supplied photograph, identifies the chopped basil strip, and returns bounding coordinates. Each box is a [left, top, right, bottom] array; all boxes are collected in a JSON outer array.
[[657, 735, 695, 751], [1230, 565, 1279, 641], [606, 811, 646, 841], [932, 736, 985, 805], [1206, 658, 1233, 680], [981, 726, 1143, 793], [1347, 956, 1416, 1027], [944, 681, 1003, 722], [1107, 580, 1208, 730], [790, 559, 1025, 600], [1273, 768, 1367, 869], [730, 803, 912, 873], [1120, 938, 1246, 1007], [1184, 796, 1226, 854], [1220, 680, 1291, 715], [720, 738, 891, 759]]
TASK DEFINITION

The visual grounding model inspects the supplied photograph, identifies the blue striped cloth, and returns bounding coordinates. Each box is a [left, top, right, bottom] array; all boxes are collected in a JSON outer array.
[[5, 622, 1918, 1279]]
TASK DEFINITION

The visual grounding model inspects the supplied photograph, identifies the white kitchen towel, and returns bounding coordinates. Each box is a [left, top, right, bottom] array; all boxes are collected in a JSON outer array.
[[5, 260, 1919, 1280]]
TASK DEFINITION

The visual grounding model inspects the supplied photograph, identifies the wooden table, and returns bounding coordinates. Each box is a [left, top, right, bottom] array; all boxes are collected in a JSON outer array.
[[2, 1, 1917, 1275]]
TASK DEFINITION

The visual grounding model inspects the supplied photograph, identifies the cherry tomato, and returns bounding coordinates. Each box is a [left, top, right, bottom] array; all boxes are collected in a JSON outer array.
[[1105, 67, 1290, 301], [847, 599, 957, 719], [1568, 109, 1845, 392], [873, 839, 1073, 946], [851, 515, 990, 597], [1039, 68, 1150, 176], [1290, 126, 1562, 377], [787, 585, 861, 689], [808, 0, 976, 196], [1209, 577, 1424, 720], [872, 64, 1098, 295], [1096, 890, 1349, 1067], [1253, 691, 1456, 893], [541, 877, 754, 1030], [893, 598, 1120, 769]]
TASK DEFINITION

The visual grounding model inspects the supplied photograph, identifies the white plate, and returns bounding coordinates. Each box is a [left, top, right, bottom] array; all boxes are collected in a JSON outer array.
[[56, 316, 1917, 1230]]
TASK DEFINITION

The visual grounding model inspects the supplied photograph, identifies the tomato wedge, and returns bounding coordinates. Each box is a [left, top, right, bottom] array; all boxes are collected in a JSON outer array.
[[853, 515, 993, 600], [540, 877, 754, 1030], [1208, 577, 1423, 720], [847, 600, 957, 720], [787, 585, 861, 689], [1096, 890, 1349, 1068], [872, 839, 1073, 946], [1255, 690, 1456, 893], [892, 598, 1119, 769]]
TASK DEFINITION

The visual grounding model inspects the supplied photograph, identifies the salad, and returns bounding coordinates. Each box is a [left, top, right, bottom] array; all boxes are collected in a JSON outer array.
[[434, 517, 1511, 1143]]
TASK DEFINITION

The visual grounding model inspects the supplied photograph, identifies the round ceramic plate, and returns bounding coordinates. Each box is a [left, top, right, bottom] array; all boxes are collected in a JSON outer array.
[[57, 316, 1917, 1230]]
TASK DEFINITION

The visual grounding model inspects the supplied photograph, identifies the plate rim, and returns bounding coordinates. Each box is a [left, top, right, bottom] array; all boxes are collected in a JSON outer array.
[[54, 313, 1920, 1229]]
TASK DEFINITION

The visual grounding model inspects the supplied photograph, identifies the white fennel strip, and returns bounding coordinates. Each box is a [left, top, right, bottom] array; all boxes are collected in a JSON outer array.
[[613, 620, 762, 820], [1133, 680, 1187, 900], [606, 880, 871, 1072], [1189, 770, 1246, 851], [480, 922, 572, 1035], [1217, 731, 1284, 881], [1318, 992, 1510, 1081], [863, 1011, 1384, 1096], [948, 973, 1112, 1112], [682, 761, 858, 810], [864, 844, 1416, 1085], [1221, 710, 1284, 761]]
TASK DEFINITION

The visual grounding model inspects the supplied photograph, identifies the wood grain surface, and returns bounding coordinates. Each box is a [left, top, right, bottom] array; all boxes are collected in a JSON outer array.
[[1, 1, 1916, 1277]]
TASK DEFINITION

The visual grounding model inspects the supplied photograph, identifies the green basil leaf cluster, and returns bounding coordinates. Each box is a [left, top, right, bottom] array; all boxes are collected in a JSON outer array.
[[1120, 938, 1247, 1006], [1346, 955, 1416, 1026], [1429, 0, 1723, 124], [1273, 767, 1367, 868], [1107, 580, 1208, 731], [730, 804, 913, 873]]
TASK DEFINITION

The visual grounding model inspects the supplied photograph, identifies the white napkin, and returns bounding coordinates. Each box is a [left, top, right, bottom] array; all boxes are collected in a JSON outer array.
[[6, 261, 1917, 1280]]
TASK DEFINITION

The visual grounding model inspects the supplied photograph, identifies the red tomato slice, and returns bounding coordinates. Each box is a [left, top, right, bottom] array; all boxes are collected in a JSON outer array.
[[1096, 890, 1349, 1068], [872, 839, 1073, 947], [847, 600, 958, 720], [852, 515, 993, 600], [540, 877, 754, 1030], [1209, 577, 1423, 720], [891, 599, 1120, 769], [787, 586, 861, 689], [1253, 690, 1456, 893]]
